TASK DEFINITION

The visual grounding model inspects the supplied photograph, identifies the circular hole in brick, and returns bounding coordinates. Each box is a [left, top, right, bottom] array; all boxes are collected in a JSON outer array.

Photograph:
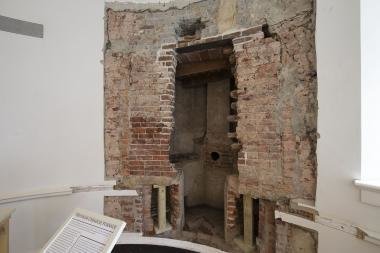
[[210, 152, 220, 161]]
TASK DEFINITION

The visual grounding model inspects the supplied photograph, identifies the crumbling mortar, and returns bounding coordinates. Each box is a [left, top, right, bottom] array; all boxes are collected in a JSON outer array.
[[274, 11, 317, 134], [105, 0, 318, 242], [269, 9, 314, 28], [105, 0, 209, 14]]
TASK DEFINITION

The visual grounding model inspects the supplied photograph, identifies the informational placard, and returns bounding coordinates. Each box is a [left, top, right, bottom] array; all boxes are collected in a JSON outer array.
[[41, 208, 125, 253]]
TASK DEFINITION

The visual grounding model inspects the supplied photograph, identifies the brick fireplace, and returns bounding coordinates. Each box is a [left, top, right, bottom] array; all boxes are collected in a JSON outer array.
[[104, 1, 318, 252]]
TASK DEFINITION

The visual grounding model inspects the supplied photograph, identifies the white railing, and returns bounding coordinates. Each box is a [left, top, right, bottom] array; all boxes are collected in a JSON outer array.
[[276, 199, 380, 247], [117, 233, 227, 253], [0, 181, 138, 205]]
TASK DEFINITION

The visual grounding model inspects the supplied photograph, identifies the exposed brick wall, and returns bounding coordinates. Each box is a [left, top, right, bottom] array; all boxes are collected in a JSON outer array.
[[168, 184, 181, 229], [104, 39, 177, 178], [127, 46, 177, 177], [142, 186, 154, 234], [234, 32, 282, 200], [276, 220, 290, 253], [105, 1, 316, 197], [224, 175, 240, 241], [203, 79, 235, 208], [105, 187, 154, 234], [258, 199, 276, 253], [104, 0, 317, 249], [234, 11, 317, 200], [270, 11, 317, 200], [276, 220, 317, 253], [104, 51, 130, 178], [276, 199, 316, 221], [104, 194, 143, 233]]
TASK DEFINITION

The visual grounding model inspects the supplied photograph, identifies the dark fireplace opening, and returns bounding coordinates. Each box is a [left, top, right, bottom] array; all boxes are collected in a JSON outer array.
[[170, 41, 238, 246]]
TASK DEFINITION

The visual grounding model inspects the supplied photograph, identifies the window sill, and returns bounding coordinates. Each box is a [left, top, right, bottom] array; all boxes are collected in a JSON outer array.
[[354, 180, 380, 207]]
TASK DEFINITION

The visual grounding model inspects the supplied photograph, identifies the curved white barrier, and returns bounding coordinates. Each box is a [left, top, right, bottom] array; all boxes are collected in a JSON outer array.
[[117, 233, 228, 253]]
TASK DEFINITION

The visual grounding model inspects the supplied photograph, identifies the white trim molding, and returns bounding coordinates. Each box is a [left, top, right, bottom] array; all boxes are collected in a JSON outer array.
[[358, 227, 380, 246], [0, 181, 138, 205], [104, 190, 139, 197], [0, 187, 73, 205], [275, 210, 317, 230], [276, 210, 380, 247], [354, 179, 380, 207], [354, 180, 380, 191], [290, 198, 318, 214], [71, 180, 116, 193]]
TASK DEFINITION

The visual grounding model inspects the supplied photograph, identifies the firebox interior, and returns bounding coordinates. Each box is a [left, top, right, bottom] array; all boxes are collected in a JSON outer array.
[[170, 41, 238, 242]]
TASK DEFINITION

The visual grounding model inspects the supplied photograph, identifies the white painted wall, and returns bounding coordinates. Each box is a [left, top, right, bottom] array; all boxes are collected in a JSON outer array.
[[0, 0, 190, 252], [361, 0, 380, 181], [0, 0, 105, 192], [316, 0, 380, 252], [0, 0, 106, 252], [314, 225, 379, 253], [2, 192, 107, 253]]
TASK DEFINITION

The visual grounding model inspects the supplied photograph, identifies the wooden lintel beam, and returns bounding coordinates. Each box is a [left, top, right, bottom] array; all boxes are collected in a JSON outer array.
[[176, 38, 232, 54], [176, 59, 229, 77], [176, 71, 231, 84]]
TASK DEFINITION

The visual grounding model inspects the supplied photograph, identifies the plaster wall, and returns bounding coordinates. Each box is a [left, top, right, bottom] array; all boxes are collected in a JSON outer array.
[[316, 0, 380, 252], [172, 82, 207, 207], [0, 0, 106, 252], [172, 78, 232, 209], [0, 0, 104, 192], [1, 192, 112, 253], [172, 82, 206, 155], [204, 79, 233, 208]]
